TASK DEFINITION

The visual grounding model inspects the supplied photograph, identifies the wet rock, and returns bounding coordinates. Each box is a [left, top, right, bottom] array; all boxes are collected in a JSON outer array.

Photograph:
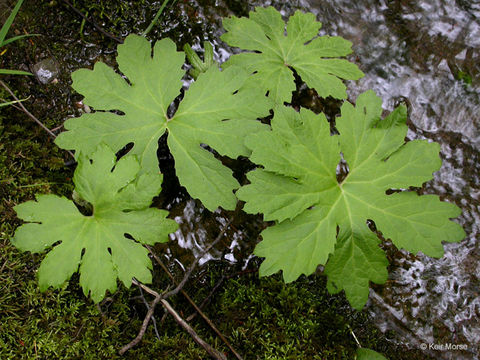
[[32, 57, 60, 84]]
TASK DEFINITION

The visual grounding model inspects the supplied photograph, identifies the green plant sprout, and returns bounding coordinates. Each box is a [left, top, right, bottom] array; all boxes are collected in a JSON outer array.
[[141, 0, 176, 36], [0, 0, 37, 76], [184, 41, 218, 79]]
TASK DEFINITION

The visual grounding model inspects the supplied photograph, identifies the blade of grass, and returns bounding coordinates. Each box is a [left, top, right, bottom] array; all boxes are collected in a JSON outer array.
[[61, 0, 122, 43], [0, 0, 25, 46], [184, 43, 206, 72], [0, 95, 30, 108], [1, 33, 39, 47], [0, 100, 21, 107], [79, 11, 88, 39], [142, 0, 173, 36], [0, 69, 32, 75]]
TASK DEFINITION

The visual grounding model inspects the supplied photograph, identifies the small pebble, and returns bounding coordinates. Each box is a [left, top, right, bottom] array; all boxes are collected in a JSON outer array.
[[32, 58, 60, 84]]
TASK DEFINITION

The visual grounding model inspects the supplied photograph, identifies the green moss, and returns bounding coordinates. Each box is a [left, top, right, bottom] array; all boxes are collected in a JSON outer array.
[[0, 242, 212, 359], [456, 70, 473, 86], [212, 274, 359, 359]]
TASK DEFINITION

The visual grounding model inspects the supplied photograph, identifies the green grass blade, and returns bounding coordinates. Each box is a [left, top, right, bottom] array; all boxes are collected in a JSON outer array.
[[0, 69, 32, 75], [141, 0, 170, 36], [1, 33, 39, 46], [0, 0, 25, 46], [0, 95, 30, 108]]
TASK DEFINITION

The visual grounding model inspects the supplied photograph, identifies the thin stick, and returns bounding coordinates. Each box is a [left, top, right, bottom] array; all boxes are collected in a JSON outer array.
[[137, 283, 161, 341], [61, 0, 123, 43], [160, 215, 234, 300], [186, 268, 257, 322], [121, 214, 243, 359], [0, 80, 56, 138], [160, 298, 227, 360], [186, 275, 225, 322], [148, 258, 244, 360], [118, 289, 162, 355], [177, 282, 244, 360], [348, 325, 361, 347], [147, 217, 244, 360], [134, 280, 159, 298], [0, 80, 76, 160], [122, 280, 227, 359]]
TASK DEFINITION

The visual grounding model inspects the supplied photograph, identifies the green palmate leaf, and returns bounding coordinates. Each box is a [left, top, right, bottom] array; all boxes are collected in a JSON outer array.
[[356, 348, 388, 360], [55, 34, 271, 211], [12, 144, 178, 303], [221, 6, 364, 104], [237, 90, 465, 309]]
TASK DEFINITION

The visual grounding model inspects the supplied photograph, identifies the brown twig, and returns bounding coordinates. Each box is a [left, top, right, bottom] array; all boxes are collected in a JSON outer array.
[[148, 247, 242, 347], [118, 285, 163, 355], [120, 216, 239, 358], [146, 215, 245, 360], [160, 298, 227, 360], [61, 0, 123, 43], [163, 214, 231, 292], [0, 80, 56, 139], [186, 275, 226, 322], [121, 280, 227, 360], [0, 80, 76, 160], [137, 283, 161, 341], [50, 123, 64, 132]]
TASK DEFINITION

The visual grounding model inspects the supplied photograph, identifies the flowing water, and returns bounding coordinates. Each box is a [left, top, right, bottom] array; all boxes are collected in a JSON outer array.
[[167, 0, 480, 358]]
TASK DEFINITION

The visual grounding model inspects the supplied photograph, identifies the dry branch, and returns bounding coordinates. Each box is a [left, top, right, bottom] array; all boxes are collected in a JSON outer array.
[[120, 212, 242, 359]]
